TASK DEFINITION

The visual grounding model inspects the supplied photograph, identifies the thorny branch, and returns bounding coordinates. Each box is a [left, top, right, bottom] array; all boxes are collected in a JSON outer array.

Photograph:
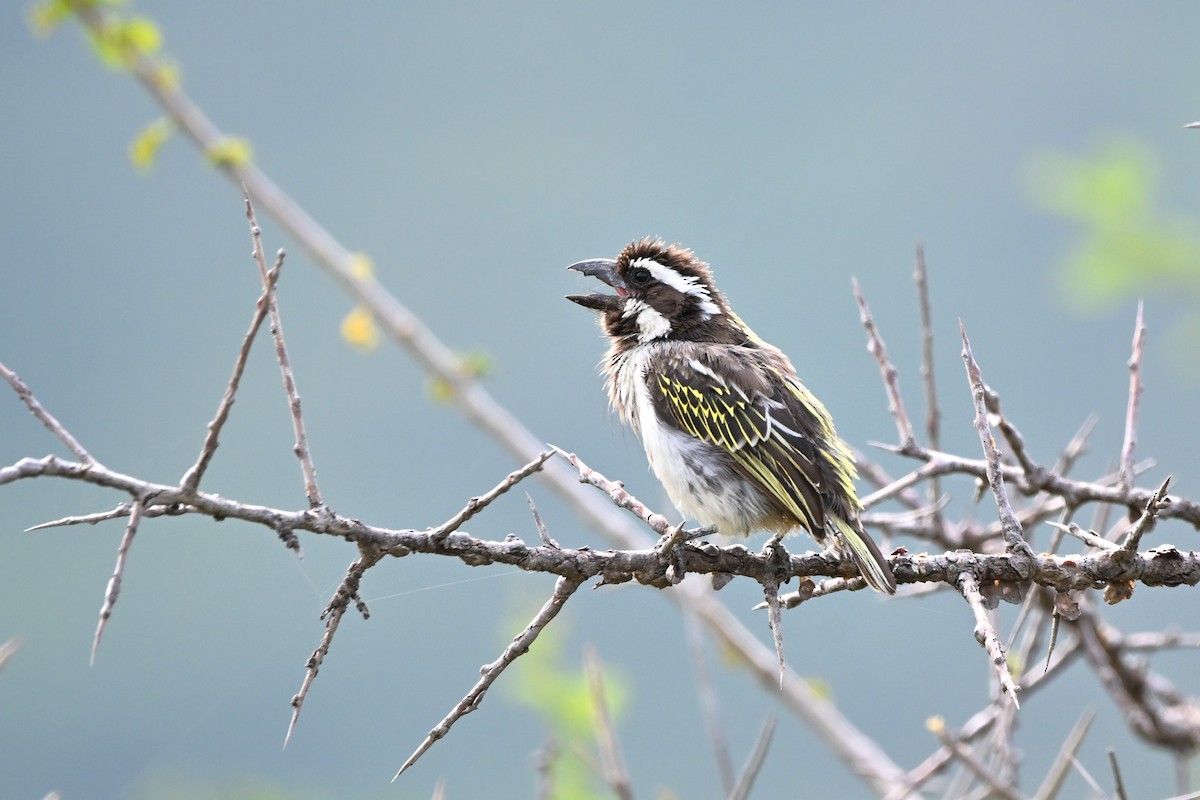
[[1, 361, 98, 466], [11, 6, 1200, 798], [395, 575, 583, 779], [584, 647, 634, 800], [912, 244, 945, 534], [854, 277, 916, 450], [728, 716, 778, 800], [4, 248, 1200, 794], [244, 192, 324, 510], [90, 496, 144, 665], [1120, 300, 1146, 494], [7, 451, 1196, 592], [7, 216, 1200, 799], [957, 572, 1020, 707], [179, 259, 282, 495], [960, 322, 1037, 567], [284, 544, 383, 748]]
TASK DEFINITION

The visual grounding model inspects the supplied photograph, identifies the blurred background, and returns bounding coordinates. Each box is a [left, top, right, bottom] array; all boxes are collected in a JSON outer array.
[[3, 3, 1200, 798]]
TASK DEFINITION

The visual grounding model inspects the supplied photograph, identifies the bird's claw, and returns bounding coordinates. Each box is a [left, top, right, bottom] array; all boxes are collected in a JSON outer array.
[[760, 536, 792, 580]]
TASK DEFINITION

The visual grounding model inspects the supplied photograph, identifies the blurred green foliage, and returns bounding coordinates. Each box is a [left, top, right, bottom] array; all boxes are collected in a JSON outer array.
[[130, 116, 173, 173], [506, 602, 630, 800], [1025, 137, 1200, 312], [130, 770, 331, 800]]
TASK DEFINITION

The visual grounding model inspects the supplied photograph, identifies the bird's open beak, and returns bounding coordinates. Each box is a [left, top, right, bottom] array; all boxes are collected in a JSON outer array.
[[566, 258, 626, 311]]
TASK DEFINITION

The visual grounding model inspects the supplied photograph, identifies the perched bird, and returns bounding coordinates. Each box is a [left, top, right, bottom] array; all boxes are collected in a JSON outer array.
[[567, 238, 896, 594]]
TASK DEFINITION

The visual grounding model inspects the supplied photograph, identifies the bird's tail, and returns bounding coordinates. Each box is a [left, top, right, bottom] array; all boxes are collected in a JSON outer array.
[[827, 514, 897, 594]]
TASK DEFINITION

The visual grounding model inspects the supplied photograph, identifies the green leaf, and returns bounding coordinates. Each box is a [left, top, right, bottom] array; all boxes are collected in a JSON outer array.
[[84, 15, 163, 69], [120, 16, 161, 56], [204, 136, 253, 168], [1025, 137, 1200, 311], [428, 350, 493, 403], [340, 305, 380, 351], [129, 117, 173, 173], [85, 23, 127, 68], [504, 600, 630, 800], [148, 60, 181, 92], [27, 0, 74, 37]]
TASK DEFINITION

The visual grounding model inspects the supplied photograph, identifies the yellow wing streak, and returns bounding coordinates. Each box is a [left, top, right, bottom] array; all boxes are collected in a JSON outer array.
[[657, 373, 823, 533]]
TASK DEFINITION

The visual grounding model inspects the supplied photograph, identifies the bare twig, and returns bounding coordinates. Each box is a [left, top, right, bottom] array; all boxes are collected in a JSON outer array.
[[25, 503, 135, 532], [654, 520, 692, 565], [8, 453, 1200, 592], [1121, 630, 1200, 650], [1052, 414, 1100, 477], [1074, 607, 1200, 751], [551, 446, 671, 537], [179, 262, 282, 494], [869, 440, 1194, 528], [1032, 708, 1094, 800], [728, 716, 777, 800], [1108, 748, 1129, 800], [395, 574, 583, 779], [243, 193, 323, 508], [675, 577, 908, 794], [1007, 515, 1071, 658], [763, 576, 826, 610], [960, 323, 1036, 567], [1044, 598, 1068, 676], [984, 385, 1043, 488], [1119, 475, 1172, 555], [0, 637, 21, 672], [853, 278, 917, 450], [913, 244, 944, 533], [431, 449, 554, 543], [535, 738, 558, 800], [20, 13, 1200, 797], [527, 493, 560, 549], [761, 570, 786, 689], [584, 647, 633, 800], [860, 497, 950, 533], [1046, 521, 1119, 552], [285, 545, 382, 748], [1067, 754, 1109, 798], [682, 610, 734, 795], [986, 700, 1020, 799], [928, 716, 1027, 800], [1119, 301, 1146, 494], [957, 572, 1020, 707], [1173, 756, 1193, 798], [0, 360, 98, 466], [91, 497, 145, 665], [859, 461, 945, 510], [851, 446, 925, 510], [886, 643, 1081, 800]]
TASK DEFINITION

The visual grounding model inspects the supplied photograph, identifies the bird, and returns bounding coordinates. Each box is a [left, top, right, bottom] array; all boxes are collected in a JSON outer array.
[[566, 238, 896, 594]]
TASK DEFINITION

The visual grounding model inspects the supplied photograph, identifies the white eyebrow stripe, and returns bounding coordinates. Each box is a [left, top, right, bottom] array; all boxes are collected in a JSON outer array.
[[632, 258, 722, 318]]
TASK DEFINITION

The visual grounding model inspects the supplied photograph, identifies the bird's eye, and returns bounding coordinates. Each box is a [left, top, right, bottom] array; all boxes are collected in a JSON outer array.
[[629, 266, 652, 285]]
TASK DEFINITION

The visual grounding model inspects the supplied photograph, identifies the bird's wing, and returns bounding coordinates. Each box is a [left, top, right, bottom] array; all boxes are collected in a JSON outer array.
[[650, 350, 829, 535]]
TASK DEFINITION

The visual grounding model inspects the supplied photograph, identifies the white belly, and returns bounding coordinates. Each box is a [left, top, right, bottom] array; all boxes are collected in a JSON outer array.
[[615, 349, 774, 537]]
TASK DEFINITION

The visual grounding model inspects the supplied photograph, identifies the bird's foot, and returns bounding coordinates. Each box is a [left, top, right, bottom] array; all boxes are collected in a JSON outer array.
[[655, 522, 715, 584], [760, 534, 792, 579], [654, 524, 714, 555], [816, 544, 850, 571], [815, 545, 863, 587]]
